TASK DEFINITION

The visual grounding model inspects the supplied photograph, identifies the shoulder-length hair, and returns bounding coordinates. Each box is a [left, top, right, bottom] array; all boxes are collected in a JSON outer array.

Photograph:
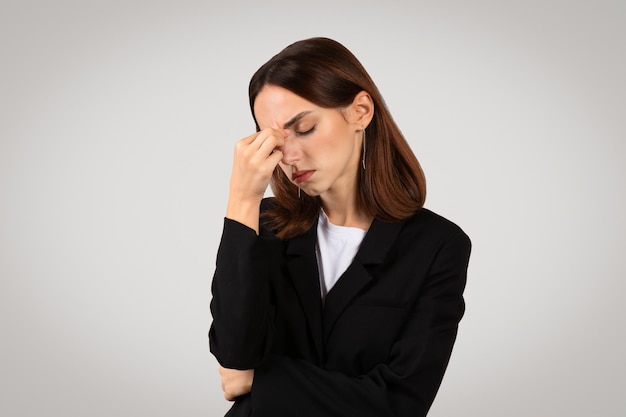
[[249, 37, 426, 239]]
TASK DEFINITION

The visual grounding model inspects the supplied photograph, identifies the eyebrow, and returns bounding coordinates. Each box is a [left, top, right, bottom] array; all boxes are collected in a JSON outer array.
[[283, 111, 312, 129]]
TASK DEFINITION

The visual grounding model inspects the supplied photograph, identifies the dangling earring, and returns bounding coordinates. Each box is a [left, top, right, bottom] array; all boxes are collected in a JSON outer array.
[[361, 128, 366, 170], [298, 187, 301, 198]]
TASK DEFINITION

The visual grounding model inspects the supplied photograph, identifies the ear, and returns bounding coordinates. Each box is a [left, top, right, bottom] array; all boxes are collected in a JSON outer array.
[[349, 91, 374, 129]]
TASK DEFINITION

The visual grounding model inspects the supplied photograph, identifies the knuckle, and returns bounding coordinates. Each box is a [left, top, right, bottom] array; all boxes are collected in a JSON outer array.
[[248, 158, 260, 170], [234, 141, 245, 153]]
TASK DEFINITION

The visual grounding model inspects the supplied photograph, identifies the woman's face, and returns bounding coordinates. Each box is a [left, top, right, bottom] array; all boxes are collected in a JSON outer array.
[[253, 85, 364, 200]]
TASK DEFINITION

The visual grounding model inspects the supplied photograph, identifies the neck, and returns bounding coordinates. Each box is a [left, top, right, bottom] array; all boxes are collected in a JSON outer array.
[[320, 189, 372, 230]]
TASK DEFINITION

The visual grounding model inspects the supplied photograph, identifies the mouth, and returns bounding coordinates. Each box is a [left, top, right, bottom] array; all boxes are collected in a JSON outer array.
[[292, 170, 315, 184]]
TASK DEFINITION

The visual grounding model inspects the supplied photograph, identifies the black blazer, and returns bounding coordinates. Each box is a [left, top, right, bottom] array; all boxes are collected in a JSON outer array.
[[210, 199, 471, 417]]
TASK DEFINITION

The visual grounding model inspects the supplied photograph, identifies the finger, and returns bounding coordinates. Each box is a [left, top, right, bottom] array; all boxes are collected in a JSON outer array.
[[266, 149, 284, 169], [244, 136, 284, 173], [257, 134, 285, 157], [252, 128, 286, 152]]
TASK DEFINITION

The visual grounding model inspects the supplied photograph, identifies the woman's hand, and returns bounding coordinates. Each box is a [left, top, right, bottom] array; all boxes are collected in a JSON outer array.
[[218, 366, 255, 401], [226, 128, 286, 233]]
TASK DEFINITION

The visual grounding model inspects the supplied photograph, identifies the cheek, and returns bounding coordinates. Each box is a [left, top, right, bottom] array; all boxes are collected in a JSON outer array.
[[317, 130, 353, 160], [311, 131, 338, 156]]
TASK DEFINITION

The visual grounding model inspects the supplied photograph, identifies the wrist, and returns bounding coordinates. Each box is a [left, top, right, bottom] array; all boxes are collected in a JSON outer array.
[[226, 196, 261, 234]]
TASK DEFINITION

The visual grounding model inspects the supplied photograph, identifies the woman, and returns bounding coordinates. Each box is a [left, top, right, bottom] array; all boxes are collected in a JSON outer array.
[[209, 37, 471, 417]]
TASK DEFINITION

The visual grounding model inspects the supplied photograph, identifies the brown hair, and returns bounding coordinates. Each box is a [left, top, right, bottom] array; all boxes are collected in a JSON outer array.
[[249, 37, 426, 239]]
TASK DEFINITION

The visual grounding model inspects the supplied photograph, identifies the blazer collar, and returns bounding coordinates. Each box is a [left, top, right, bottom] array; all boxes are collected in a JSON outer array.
[[322, 217, 406, 341], [285, 217, 407, 349]]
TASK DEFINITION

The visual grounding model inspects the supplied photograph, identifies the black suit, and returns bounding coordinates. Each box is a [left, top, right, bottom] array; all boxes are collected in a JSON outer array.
[[210, 199, 471, 417]]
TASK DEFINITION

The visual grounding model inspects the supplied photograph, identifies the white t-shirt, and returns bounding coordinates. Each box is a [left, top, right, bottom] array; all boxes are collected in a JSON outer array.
[[315, 210, 367, 300]]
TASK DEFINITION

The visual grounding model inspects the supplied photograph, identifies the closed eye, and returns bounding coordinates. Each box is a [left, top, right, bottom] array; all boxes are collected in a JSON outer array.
[[296, 126, 316, 136]]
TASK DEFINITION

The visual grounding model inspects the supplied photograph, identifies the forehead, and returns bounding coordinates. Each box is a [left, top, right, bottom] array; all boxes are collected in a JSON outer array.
[[253, 85, 317, 128]]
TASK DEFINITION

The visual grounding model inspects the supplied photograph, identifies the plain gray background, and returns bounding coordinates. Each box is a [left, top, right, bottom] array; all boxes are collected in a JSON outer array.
[[1, 0, 624, 416]]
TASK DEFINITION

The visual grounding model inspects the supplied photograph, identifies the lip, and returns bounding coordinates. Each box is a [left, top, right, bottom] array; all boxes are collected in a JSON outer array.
[[292, 170, 315, 184]]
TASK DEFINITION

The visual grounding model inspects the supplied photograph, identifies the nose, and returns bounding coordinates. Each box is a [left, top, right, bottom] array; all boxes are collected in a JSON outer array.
[[278, 135, 300, 166]]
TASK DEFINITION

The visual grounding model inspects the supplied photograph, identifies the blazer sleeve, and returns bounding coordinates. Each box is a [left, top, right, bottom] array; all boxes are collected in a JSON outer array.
[[209, 217, 281, 369], [249, 231, 471, 417]]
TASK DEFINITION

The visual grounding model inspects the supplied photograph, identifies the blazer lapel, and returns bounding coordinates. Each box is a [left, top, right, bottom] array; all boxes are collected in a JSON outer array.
[[322, 218, 406, 342], [285, 224, 324, 363]]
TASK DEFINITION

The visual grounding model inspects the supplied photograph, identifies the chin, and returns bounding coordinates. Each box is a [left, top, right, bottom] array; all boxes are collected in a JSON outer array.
[[301, 186, 324, 197], [302, 190, 320, 197]]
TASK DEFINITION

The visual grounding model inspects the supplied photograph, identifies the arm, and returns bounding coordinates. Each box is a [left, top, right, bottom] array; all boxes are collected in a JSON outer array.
[[209, 218, 281, 369], [209, 128, 285, 368], [250, 232, 471, 417]]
